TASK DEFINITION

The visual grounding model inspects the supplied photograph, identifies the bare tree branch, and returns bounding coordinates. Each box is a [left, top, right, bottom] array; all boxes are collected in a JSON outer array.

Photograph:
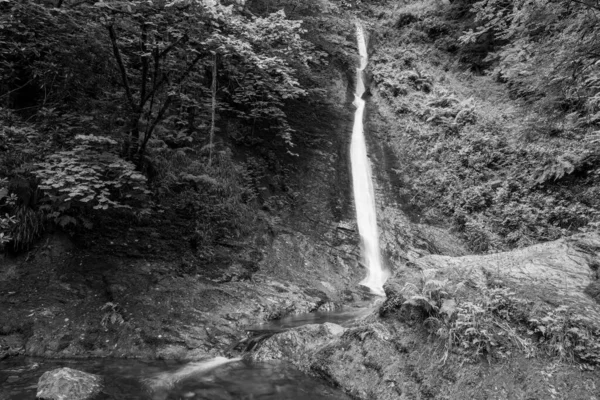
[[209, 53, 217, 166], [108, 24, 138, 113], [139, 96, 172, 156], [139, 23, 149, 110]]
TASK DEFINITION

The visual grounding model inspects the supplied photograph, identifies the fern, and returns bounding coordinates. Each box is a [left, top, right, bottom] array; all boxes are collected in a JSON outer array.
[[532, 156, 578, 184]]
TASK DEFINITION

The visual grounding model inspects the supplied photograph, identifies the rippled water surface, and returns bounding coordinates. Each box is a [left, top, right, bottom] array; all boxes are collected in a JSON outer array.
[[0, 357, 350, 400]]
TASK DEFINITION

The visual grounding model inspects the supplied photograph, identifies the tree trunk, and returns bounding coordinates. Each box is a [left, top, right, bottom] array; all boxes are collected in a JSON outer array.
[[209, 53, 217, 166]]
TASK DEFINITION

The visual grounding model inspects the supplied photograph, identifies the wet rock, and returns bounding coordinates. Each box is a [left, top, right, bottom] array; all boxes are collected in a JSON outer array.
[[250, 323, 345, 369], [36, 367, 103, 400], [316, 301, 338, 312], [0, 333, 25, 357], [415, 232, 600, 321], [310, 323, 400, 400]]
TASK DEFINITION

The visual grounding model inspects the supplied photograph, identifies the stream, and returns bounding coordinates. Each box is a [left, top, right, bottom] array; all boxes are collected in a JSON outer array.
[[0, 305, 378, 398], [0, 357, 351, 400], [0, 307, 378, 399]]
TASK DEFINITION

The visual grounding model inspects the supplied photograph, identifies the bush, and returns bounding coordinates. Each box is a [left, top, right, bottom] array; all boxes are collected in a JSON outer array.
[[33, 134, 149, 227], [153, 147, 256, 261]]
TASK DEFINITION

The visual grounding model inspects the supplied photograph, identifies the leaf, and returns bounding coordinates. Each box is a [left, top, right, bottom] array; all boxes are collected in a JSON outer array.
[[537, 325, 547, 334], [57, 215, 77, 227], [406, 295, 438, 313], [440, 298, 457, 318]]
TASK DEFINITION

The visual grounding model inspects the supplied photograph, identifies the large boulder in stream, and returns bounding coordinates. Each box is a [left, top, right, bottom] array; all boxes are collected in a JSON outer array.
[[36, 367, 103, 400]]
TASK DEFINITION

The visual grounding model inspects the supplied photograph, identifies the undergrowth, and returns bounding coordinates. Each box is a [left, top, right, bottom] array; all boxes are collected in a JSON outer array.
[[151, 145, 258, 262], [0, 105, 260, 256], [396, 269, 600, 368], [366, 0, 600, 252]]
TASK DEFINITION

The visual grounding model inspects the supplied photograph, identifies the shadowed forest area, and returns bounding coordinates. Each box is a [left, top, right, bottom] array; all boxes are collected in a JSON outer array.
[[0, 0, 362, 274]]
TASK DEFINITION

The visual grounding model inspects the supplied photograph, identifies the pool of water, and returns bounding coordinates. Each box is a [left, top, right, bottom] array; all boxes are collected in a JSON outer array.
[[0, 357, 350, 400]]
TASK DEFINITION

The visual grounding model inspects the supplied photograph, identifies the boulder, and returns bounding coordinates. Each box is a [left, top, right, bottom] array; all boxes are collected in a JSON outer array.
[[36, 367, 103, 400]]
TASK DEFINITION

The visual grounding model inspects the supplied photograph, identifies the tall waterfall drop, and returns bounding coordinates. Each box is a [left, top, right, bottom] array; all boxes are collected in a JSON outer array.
[[351, 24, 388, 297]]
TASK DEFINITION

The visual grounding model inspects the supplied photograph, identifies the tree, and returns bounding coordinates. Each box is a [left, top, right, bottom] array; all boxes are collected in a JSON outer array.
[[0, 0, 326, 250]]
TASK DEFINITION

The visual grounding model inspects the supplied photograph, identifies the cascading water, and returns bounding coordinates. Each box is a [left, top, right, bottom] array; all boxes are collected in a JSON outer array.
[[351, 24, 389, 297]]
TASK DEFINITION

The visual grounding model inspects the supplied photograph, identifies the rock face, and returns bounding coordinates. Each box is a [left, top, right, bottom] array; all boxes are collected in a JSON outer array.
[[415, 232, 600, 321], [36, 367, 103, 400], [250, 322, 346, 368]]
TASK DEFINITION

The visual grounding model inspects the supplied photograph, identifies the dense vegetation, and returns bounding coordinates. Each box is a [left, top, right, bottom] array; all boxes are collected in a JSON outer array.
[[3, 0, 600, 257], [368, 0, 600, 252], [0, 0, 353, 255]]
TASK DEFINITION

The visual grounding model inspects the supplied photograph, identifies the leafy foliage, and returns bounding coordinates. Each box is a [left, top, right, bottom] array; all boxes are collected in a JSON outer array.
[[0, 179, 17, 250], [397, 269, 600, 366], [368, 0, 600, 251], [528, 305, 600, 365], [33, 134, 149, 227], [152, 147, 256, 261], [0, 0, 328, 251], [460, 0, 600, 119]]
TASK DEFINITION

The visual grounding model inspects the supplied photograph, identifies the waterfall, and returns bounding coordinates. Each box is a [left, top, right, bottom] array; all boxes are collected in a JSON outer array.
[[351, 24, 388, 297]]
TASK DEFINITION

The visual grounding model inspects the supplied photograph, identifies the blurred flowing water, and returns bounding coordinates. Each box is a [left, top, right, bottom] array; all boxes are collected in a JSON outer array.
[[351, 23, 389, 296], [0, 357, 351, 400]]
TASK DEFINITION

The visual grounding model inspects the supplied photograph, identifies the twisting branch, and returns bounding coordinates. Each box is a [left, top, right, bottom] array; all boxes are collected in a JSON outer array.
[[159, 34, 188, 59], [108, 24, 138, 113], [139, 95, 172, 156], [139, 34, 189, 106], [144, 46, 160, 141], [138, 50, 204, 158], [139, 23, 149, 110], [209, 52, 217, 166], [174, 51, 204, 85]]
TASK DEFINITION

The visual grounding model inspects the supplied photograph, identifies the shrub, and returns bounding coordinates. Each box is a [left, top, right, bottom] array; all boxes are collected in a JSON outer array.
[[153, 148, 256, 261], [33, 134, 149, 228]]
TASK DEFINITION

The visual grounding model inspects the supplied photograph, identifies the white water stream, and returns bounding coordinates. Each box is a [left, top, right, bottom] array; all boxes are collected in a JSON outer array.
[[351, 24, 388, 297]]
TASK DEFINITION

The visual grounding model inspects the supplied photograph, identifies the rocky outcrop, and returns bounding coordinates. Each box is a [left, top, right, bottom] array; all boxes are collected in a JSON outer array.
[[249, 322, 346, 369], [415, 232, 600, 321], [36, 367, 103, 400], [252, 301, 600, 400], [245, 232, 600, 400]]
